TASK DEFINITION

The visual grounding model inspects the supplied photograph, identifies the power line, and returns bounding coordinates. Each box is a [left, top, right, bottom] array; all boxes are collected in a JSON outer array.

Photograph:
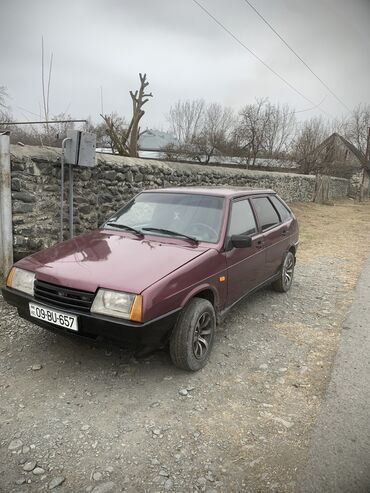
[[294, 95, 327, 114], [15, 106, 40, 118], [191, 0, 331, 117], [242, 0, 351, 112]]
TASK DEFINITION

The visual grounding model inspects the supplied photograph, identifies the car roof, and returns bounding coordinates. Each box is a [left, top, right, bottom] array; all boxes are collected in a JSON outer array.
[[141, 187, 276, 198]]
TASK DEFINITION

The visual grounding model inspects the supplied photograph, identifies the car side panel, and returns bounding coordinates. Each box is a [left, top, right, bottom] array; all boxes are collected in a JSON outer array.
[[224, 232, 266, 306], [262, 219, 293, 278], [142, 249, 227, 322], [250, 195, 299, 280]]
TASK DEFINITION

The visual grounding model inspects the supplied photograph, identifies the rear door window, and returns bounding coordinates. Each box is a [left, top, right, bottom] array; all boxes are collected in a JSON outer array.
[[270, 195, 292, 222], [228, 199, 257, 236], [252, 197, 280, 231]]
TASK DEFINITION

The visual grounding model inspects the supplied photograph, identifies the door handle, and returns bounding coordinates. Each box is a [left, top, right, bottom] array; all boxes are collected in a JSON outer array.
[[255, 240, 263, 249], [281, 230, 287, 236]]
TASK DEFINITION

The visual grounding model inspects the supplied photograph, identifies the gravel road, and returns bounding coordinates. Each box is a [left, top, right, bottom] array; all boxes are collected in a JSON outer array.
[[1, 200, 370, 493], [302, 254, 370, 493]]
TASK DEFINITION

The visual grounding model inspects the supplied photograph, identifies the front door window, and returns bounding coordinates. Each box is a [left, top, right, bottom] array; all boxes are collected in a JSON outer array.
[[228, 199, 257, 237], [225, 199, 264, 305]]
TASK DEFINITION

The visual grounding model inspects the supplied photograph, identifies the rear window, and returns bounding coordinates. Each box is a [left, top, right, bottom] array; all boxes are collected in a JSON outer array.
[[270, 195, 292, 222], [252, 197, 280, 231]]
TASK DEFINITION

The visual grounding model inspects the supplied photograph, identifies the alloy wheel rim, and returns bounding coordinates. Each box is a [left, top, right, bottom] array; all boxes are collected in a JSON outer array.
[[283, 255, 294, 287], [193, 312, 212, 359]]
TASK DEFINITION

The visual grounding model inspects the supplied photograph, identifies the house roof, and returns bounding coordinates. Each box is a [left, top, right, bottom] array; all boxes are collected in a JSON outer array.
[[139, 129, 176, 151], [317, 133, 368, 167]]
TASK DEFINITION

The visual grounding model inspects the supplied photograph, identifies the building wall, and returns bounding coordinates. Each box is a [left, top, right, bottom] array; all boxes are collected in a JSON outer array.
[[9, 145, 349, 259], [319, 135, 361, 167]]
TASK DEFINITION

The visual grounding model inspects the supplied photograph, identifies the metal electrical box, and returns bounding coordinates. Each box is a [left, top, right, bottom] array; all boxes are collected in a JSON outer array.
[[64, 130, 96, 167]]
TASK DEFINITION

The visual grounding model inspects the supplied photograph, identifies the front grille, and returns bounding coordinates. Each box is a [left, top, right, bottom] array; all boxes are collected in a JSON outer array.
[[34, 280, 95, 313]]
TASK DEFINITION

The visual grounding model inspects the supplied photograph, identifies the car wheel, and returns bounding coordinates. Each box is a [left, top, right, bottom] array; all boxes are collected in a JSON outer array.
[[272, 251, 295, 293], [170, 298, 216, 371]]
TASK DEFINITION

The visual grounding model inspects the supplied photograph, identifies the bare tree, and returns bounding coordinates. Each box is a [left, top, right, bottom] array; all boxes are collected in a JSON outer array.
[[0, 86, 11, 125], [101, 73, 153, 156], [7, 112, 75, 146], [0, 86, 7, 110], [161, 142, 188, 162], [236, 98, 272, 165], [168, 99, 205, 145], [330, 114, 347, 136], [192, 104, 235, 163], [100, 112, 130, 155], [293, 116, 329, 174], [234, 99, 297, 165], [167, 100, 235, 163], [47, 113, 75, 144], [41, 36, 53, 142], [264, 103, 296, 157], [82, 118, 114, 149], [344, 103, 370, 155]]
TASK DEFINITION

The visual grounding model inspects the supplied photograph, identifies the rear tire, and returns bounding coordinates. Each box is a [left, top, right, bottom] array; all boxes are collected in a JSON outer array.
[[272, 251, 295, 293], [170, 298, 216, 371]]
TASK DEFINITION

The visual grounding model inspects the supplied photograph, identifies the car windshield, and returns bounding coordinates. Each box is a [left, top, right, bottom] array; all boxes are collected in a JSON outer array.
[[104, 192, 225, 243]]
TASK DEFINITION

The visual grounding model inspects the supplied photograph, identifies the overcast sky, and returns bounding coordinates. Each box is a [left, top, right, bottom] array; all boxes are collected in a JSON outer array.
[[1, 0, 369, 129]]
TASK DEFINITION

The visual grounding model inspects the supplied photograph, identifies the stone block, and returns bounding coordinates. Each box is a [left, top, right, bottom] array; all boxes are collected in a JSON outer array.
[[13, 235, 26, 247], [78, 205, 91, 215], [125, 171, 134, 183], [11, 178, 22, 191], [12, 191, 36, 203], [13, 202, 34, 213], [105, 171, 116, 181], [12, 161, 26, 171]]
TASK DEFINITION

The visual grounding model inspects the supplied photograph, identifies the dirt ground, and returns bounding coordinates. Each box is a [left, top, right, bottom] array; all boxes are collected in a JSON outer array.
[[1, 198, 370, 493]]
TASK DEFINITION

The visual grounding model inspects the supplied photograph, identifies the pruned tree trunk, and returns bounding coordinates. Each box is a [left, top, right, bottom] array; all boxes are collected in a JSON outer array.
[[101, 73, 153, 157], [128, 73, 153, 157], [359, 128, 370, 201]]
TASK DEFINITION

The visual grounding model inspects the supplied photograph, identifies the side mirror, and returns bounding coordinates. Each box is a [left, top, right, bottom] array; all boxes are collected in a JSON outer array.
[[231, 234, 252, 248]]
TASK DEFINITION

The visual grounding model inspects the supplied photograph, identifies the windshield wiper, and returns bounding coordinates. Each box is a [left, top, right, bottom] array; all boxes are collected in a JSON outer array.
[[105, 222, 144, 238], [142, 227, 198, 244]]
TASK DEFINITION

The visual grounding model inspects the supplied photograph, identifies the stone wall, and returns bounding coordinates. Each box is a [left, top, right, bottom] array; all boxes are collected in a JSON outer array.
[[10, 145, 349, 259], [349, 169, 370, 199]]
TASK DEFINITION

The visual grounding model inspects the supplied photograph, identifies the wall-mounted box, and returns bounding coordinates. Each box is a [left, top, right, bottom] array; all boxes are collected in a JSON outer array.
[[64, 130, 96, 167]]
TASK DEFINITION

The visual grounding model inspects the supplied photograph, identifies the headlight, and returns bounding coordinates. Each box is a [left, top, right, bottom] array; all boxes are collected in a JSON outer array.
[[91, 289, 143, 322], [6, 267, 35, 296]]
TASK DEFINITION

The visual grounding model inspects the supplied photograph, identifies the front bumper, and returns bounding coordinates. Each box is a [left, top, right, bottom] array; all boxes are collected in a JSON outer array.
[[1, 286, 179, 346]]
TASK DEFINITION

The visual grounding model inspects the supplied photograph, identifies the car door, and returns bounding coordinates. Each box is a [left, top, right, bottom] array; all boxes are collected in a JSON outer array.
[[251, 196, 288, 280], [225, 198, 266, 306]]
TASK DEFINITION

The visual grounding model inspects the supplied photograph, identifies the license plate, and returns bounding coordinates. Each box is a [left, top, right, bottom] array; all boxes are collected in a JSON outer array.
[[29, 302, 78, 331]]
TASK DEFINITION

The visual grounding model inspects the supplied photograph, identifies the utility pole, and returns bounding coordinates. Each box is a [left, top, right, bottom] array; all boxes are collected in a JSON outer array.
[[360, 127, 370, 202], [0, 132, 13, 278], [365, 126, 370, 163]]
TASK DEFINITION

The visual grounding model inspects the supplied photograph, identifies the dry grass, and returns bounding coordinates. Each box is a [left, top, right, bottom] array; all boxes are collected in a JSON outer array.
[[291, 199, 370, 287], [277, 198, 370, 405]]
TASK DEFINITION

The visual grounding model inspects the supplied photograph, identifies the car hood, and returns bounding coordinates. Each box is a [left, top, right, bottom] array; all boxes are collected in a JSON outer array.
[[16, 229, 210, 293]]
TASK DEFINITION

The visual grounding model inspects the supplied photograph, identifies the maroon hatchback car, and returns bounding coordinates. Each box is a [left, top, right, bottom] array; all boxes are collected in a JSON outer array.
[[3, 187, 299, 371]]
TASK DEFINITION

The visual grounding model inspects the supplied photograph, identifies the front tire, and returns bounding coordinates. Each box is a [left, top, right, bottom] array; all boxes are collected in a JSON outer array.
[[272, 251, 295, 293], [170, 298, 216, 371]]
